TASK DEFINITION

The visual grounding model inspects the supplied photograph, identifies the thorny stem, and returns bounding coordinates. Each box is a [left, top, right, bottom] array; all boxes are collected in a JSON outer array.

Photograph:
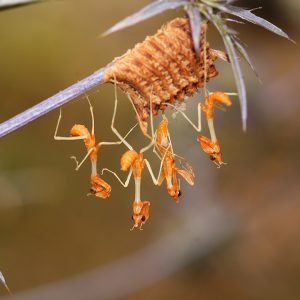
[[0, 1, 292, 138], [0, 62, 114, 138]]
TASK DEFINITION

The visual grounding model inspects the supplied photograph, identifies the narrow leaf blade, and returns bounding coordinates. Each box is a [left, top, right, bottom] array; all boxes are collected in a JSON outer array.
[[216, 4, 294, 42], [186, 4, 202, 55], [0, 0, 42, 10], [211, 15, 248, 131], [0, 271, 11, 294], [103, 0, 188, 36], [233, 38, 260, 80]]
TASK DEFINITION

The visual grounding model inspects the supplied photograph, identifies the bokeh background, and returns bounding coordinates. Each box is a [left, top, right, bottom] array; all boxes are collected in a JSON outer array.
[[0, 0, 300, 299]]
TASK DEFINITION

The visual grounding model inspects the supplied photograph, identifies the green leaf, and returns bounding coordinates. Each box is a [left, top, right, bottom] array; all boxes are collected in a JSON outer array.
[[210, 14, 248, 131], [103, 0, 189, 36], [0, 0, 42, 10]]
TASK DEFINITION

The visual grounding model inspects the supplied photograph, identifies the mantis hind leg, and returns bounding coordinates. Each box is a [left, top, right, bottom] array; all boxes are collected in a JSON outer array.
[[111, 79, 134, 151], [54, 108, 88, 141]]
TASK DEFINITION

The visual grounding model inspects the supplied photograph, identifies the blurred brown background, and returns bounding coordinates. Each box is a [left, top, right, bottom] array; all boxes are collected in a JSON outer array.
[[0, 0, 300, 299]]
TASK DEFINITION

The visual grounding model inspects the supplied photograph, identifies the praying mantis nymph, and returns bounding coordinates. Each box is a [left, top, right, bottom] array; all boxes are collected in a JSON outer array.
[[166, 91, 234, 167], [101, 86, 161, 230], [54, 95, 136, 198], [154, 115, 195, 202]]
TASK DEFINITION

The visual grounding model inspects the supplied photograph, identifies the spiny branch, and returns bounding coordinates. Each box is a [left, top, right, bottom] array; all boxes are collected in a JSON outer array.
[[0, 0, 293, 138], [0, 64, 112, 138]]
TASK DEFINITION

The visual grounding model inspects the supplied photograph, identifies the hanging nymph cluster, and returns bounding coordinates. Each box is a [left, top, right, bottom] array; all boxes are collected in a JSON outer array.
[[53, 0, 292, 230]]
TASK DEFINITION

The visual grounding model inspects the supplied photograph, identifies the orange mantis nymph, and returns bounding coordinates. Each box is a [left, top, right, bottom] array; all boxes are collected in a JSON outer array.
[[122, 80, 195, 203], [101, 88, 168, 230], [166, 91, 233, 167], [153, 115, 195, 202], [54, 96, 136, 198]]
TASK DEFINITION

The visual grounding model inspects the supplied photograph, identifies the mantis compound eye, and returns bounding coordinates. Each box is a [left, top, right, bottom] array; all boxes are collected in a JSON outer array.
[[141, 216, 146, 222], [210, 155, 216, 161]]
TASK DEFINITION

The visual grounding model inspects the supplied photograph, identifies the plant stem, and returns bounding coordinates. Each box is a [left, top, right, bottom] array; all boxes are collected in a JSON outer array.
[[0, 63, 113, 138]]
